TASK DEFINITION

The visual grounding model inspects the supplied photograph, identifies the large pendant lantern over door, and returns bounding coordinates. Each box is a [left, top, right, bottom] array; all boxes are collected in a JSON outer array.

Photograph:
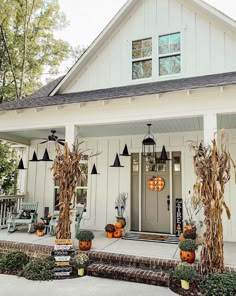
[[142, 123, 156, 158]]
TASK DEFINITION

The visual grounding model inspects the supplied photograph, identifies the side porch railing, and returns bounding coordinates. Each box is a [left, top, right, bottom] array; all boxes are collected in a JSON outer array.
[[0, 195, 24, 229]]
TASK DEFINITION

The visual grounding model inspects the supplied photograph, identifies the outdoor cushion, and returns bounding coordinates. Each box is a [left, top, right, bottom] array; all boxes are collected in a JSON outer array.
[[16, 210, 35, 219]]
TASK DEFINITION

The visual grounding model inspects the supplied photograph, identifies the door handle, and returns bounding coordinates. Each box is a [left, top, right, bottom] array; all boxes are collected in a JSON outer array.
[[167, 195, 170, 211]]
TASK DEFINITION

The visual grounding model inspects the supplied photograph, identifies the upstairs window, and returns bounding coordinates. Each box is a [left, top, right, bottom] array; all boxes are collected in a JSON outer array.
[[132, 38, 152, 80], [159, 32, 181, 76]]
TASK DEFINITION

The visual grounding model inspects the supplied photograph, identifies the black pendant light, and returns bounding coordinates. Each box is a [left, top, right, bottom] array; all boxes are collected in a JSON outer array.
[[159, 145, 171, 162], [120, 144, 131, 156], [29, 151, 39, 162], [17, 158, 27, 170], [142, 123, 156, 158], [91, 164, 99, 175], [110, 153, 124, 167], [40, 148, 53, 161]]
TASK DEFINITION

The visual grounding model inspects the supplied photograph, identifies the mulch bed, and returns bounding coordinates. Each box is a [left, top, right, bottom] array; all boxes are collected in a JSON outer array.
[[169, 275, 204, 296]]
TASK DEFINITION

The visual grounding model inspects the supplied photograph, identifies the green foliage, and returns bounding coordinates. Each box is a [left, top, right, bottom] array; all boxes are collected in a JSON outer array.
[[179, 239, 198, 252], [0, 142, 18, 194], [0, 251, 29, 272], [200, 272, 236, 296], [183, 229, 197, 240], [0, 0, 70, 102], [23, 258, 54, 281], [73, 253, 89, 269], [174, 262, 196, 282], [76, 230, 94, 241]]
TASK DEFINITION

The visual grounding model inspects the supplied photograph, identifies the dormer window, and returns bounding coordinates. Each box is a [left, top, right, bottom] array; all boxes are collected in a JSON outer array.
[[132, 38, 152, 80], [159, 33, 181, 76]]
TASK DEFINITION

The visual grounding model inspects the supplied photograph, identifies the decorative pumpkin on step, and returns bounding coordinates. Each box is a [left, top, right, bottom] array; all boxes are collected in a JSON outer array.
[[76, 230, 95, 251], [179, 239, 197, 264], [115, 222, 122, 229], [113, 230, 122, 238]]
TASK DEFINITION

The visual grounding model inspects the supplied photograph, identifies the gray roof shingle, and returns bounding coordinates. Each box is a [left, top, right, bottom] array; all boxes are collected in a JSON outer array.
[[1, 71, 236, 111]]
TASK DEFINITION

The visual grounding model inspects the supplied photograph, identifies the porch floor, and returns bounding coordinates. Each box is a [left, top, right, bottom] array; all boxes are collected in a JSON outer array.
[[0, 229, 235, 267]]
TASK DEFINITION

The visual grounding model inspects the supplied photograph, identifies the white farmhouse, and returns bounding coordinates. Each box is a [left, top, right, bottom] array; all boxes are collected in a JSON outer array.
[[0, 0, 236, 241]]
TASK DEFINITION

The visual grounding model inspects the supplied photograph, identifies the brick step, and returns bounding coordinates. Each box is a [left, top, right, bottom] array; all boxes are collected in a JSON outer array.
[[87, 263, 170, 287], [88, 251, 179, 271]]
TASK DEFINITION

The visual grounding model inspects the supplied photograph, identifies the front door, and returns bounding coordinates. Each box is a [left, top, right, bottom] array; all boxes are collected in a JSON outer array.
[[141, 153, 170, 233]]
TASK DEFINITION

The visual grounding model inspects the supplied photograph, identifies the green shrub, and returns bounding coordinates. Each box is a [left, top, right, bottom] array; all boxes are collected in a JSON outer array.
[[0, 252, 29, 272], [200, 272, 236, 296], [179, 239, 198, 251], [174, 262, 196, 282], [23, 258, 54, 281], [73, 253, 90, 268], [76, 230, 94, 241]]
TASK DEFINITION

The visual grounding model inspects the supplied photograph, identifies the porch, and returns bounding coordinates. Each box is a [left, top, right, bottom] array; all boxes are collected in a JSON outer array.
[[0, 228, 235, 268]]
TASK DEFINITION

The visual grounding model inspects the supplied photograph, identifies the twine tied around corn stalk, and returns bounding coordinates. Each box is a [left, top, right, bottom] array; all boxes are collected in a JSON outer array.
[[191, 132, 236, 275]]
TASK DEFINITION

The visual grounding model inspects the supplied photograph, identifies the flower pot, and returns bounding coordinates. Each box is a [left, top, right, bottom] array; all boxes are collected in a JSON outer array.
[[116, 217, 126, 228], [78, 268, 85, 277], [107, 232, 113, 238], [79, 240, 92, 251], [180, 250, 196, 264], [181, 279, 190, 290], [36, 230, 44, 237]]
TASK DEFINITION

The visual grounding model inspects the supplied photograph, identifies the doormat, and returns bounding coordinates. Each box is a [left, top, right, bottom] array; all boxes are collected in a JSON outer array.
[[123, 232, 179, 244], [138, 234, 168, 241]]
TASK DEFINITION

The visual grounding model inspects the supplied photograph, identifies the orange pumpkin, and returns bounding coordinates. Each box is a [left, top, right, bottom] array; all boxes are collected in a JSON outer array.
[[115, 222, 122, 229], [179, 234, 185, 242], [79, 240, 92, 251], [36, 230, 44, 237], [180, 250, 195, 264], [113, 230, 122, 238], [147, 177, 165, 191]]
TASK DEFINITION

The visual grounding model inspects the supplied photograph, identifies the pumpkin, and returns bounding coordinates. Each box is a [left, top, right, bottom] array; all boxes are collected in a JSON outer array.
[[147, 177, 165, 191], [113, 230, 122, 238], [179, 234, 185, 242], [79, 240, 92, 251], [115, 222, 122, 229], [180, 250, 196, 264], [36, 230, 44, 237]]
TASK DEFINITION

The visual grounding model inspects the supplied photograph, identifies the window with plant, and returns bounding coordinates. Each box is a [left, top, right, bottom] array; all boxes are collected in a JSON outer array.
[[132, 38, 152, 80], [158, 32, 181, 76]]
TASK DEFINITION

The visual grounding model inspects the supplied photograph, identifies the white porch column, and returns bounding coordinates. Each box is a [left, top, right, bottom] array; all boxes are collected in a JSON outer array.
[[65, 124, 79, 245], [203, 112, 217, 146], [65, 124, 79, 148]]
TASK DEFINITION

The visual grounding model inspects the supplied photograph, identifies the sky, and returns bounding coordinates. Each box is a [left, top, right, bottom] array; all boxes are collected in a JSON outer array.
[[56, 0, 236, 48]]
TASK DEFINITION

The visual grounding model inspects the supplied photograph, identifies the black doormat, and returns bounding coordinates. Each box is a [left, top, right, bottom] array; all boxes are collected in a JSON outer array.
[[122, 232, 179, 244]]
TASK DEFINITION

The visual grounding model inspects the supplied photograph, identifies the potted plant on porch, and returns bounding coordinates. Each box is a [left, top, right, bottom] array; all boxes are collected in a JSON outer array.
[[76, 230, 94, 251], [179, 239, 198, 264], [115, 192, 128, 227], [34, 221, 45, 236], [174, 262, 196, 290], [73, 252, 90, 277]]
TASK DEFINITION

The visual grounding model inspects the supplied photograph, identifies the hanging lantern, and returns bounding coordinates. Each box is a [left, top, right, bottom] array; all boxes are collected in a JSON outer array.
[[147, 176, 165, 191], [40, 148, 52, 161], [17, 158, 27, 170], [91, 164, 99, 175], [142, 124, 156, 158], [29, 151, 39, 162], [120, 144, 131, 156], [110, 153, 124, 167], [159, 145, 171, 162]]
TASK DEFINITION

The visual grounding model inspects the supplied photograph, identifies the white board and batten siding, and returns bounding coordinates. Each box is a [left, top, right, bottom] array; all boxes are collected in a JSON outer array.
[[59, 0, 236, 94]]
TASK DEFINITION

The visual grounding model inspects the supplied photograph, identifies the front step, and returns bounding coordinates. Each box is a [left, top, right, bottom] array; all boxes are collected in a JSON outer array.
[[87, 263, 170, 287]]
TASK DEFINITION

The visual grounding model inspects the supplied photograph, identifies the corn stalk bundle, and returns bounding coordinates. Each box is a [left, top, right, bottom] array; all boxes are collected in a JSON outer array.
[[51, 142, 83, 239], [192, 134, 236, 275]]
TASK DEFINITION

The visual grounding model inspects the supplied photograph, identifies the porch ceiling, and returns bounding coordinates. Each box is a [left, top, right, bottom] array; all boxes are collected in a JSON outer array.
[[79, 117, 204, 137]]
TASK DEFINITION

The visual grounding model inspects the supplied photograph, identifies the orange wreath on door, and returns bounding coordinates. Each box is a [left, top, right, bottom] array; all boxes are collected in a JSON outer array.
[[147, 177, 165, 191]]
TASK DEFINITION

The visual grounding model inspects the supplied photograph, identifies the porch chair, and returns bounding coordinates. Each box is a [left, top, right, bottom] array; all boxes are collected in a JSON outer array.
[[7, 202, 38, 233], [75, 203, 86, 237], [48, 210, 59, 236]]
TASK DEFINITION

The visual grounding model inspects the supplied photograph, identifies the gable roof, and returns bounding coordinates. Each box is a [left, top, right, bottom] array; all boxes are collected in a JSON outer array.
[[50, 0, 236, 96], [1, 71, 236, 111]]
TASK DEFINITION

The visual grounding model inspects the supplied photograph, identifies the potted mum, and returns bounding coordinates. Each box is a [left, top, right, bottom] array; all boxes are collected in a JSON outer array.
[[179, 239, 198, 264], [76, 230, 94, 251], [34, 221, 45, 236], [174, 262, 196, 290], [73, 252, 90, 277], [105, 224, 115, 238]]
